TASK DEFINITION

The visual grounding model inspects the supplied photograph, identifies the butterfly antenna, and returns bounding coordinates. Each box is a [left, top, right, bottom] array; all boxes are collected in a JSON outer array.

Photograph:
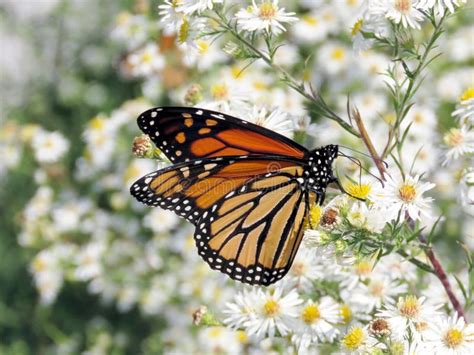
[[338, 151, 385, 186], [339, 145, 389, 168]]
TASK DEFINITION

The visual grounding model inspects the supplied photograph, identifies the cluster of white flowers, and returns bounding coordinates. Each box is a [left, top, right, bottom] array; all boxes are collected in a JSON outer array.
[[2, 0, 472, 353]]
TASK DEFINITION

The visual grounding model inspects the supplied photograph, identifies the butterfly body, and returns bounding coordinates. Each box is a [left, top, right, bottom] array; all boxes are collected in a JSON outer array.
[[131, 107, 339, 286]]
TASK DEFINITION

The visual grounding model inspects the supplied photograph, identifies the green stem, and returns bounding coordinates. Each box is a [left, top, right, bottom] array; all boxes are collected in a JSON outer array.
[[211, 11, 360, 137]]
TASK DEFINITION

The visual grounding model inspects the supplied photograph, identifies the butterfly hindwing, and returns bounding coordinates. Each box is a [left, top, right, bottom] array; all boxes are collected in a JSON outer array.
[[137, 107, 308, 163], [195, 175, 314, 286]]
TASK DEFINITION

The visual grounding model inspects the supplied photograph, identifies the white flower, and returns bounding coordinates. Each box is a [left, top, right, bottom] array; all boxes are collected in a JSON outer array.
[[245, 285, 302, 339], [143, 209, 180, 233], [317, 42, 351, 75], [351, 277, 408, 311], [31, 130, 69, 164], [235, 0, 298, 35], [111, 12, 148, 49], [443, 125, 474, 164], [368, 0, 426, 29], [417, 0, 467, 15], [197, 326, 242, 355], [74, 241, 105, 281], [460, 168, 474, 207], [158, 0, 183, 34], [223, 288, 259, 329], [287, 245, 325, 292], [243, 105, 294, 137], [177, 0, 223, 14], [291, 11, 328, 44], [292, 297, 341, 350], [376, 295, 442, 340], [452, 88, 474, 125], [128, 43, 165, 77], [372, 173, 435, 221], [424, 313, 474, 354]]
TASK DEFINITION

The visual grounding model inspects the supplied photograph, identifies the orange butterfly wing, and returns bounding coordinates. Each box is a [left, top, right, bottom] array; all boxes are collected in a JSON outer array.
[[137, 107, 307, 163]]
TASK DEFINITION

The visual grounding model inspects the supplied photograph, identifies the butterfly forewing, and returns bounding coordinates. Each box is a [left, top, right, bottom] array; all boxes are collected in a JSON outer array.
[[137, 107, 308, 163]]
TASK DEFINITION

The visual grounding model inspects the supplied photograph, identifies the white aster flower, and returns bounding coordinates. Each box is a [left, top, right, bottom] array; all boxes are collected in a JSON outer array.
[[197, 326, 242, 355], [235, 0, 298, 36], [74, 241, 105, 281], [376, 295, 442, 341], [372, 173, 435, 221], [452, 88, 474, 125], [244, 105, 294, 137], [417, 0, 467, 15], [424, 313, 474, 354], [224, 288, 259, 329], [351, 276, 408, 311], [31, 129, 69, 164], [443, 125, 474, 164], [111, 12, 148, 49], [177, 0, 223, 14], [292, 297, 341, 350], [291, 11, 328, 44], [341, 325, 372, 353], [245, 285, 302, 339], [128, 43, 165, 77], [158, 0, 184, 34], [369, 0, 426, 29], [317, 42, 351, 75], [287, 245, 325, 292], [143, 209, 180, 234]]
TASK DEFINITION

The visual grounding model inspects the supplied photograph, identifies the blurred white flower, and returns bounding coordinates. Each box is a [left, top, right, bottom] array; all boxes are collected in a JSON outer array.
[[143, 209, 180, 233], [128, 43, 165, 77], [372, 173, 435, 221], [317, 42, 351, 75], [235, 0, 298, 35], [111, 12, 148, 49], [424, 313, 474, 354], [460, 168, 474, 207], [31, 130, 69, 164], [245, 285, 302, 339], [197, 326, 242, 354], [74, 241, 105, 281], [287, 245, 325, 291], [158, 0, 183, 34], [443, 125, 474, 164], [377, 295, 442, 340], [368, 0, 426, 29], [452, 87, 474, 125], [291, 11, 328, 44]]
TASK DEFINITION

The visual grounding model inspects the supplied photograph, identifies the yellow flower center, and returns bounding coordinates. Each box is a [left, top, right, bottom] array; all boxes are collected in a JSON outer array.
[[178, 18, 189, 44], [342, 327, 365, 350], [444, 128, 465, 147], [398, 295, 420, 318], [236, 330, 248, 344], [116, 12, 131, 26], [263, 299, 280, 317], [32, 258, 47, 272], [291, 261, 306, 276], [89, 116, 105, 130], [346, 183, 371, 199], [141, 51, 153, 64], [340, 304, 352, 324], [302, 304, 320, 324], [197, 40, 209, 54], [253, 80, 267, 91], [259, 2, 277, 19], [331, 47, 345, 61], [310, 205, 323, 226], [351, 19, 363, 36], [395, 0, 412, 13], [444, 328, 464, 348], [415, 321, 429, 332], [355, 260, 373, 276], [398, 184, 417, 202], [209, 327, 223, 338], [383, 112, 397, 125], [303, 14, 318, 26], [211, 83, 229, 100], [460, 87, 474, 102]]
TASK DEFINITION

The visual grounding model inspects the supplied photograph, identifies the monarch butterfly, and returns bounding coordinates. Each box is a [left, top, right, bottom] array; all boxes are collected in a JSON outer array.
[[130, 107, 340, 286]]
